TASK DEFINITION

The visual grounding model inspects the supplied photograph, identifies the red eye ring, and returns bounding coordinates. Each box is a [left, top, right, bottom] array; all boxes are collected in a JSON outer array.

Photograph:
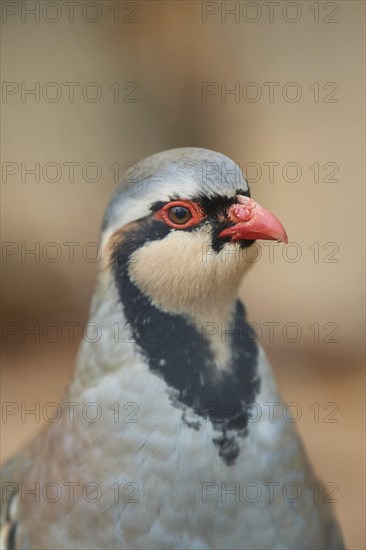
[[155, 200, 206, 229]]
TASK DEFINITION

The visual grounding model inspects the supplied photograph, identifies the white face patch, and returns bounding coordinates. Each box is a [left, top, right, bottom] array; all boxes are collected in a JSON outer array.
[[127, 227, 252, 320]]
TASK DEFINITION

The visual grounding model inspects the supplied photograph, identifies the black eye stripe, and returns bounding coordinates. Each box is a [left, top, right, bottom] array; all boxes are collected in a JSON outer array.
[[150, 201, 167, 212], [150, 189, 250, 217], [197, 194, 238, 218]]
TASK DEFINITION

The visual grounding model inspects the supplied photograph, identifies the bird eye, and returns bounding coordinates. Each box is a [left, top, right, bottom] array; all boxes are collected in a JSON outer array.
[[168, 206, 192, 225], [154, 200, 206, 229]]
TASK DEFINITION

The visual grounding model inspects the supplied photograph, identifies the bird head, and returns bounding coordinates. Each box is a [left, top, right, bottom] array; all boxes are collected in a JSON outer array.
[[101, 148, 287, 319], [93, 148, 288, 460]]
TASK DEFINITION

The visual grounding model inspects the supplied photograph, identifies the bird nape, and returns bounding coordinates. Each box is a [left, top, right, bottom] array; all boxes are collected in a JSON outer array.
[[1, 148, 343, 550]]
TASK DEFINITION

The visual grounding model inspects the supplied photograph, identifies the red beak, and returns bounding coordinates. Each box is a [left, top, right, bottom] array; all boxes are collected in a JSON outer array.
[[218, 195, 288, 243]]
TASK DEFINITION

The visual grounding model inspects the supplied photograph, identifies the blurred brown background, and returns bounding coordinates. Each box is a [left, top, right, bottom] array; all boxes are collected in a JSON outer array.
[[1, 1, 365, 548]]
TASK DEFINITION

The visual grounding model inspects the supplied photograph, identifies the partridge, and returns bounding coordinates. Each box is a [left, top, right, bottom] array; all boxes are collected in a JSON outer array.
[[1, 148, 343, 549]]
